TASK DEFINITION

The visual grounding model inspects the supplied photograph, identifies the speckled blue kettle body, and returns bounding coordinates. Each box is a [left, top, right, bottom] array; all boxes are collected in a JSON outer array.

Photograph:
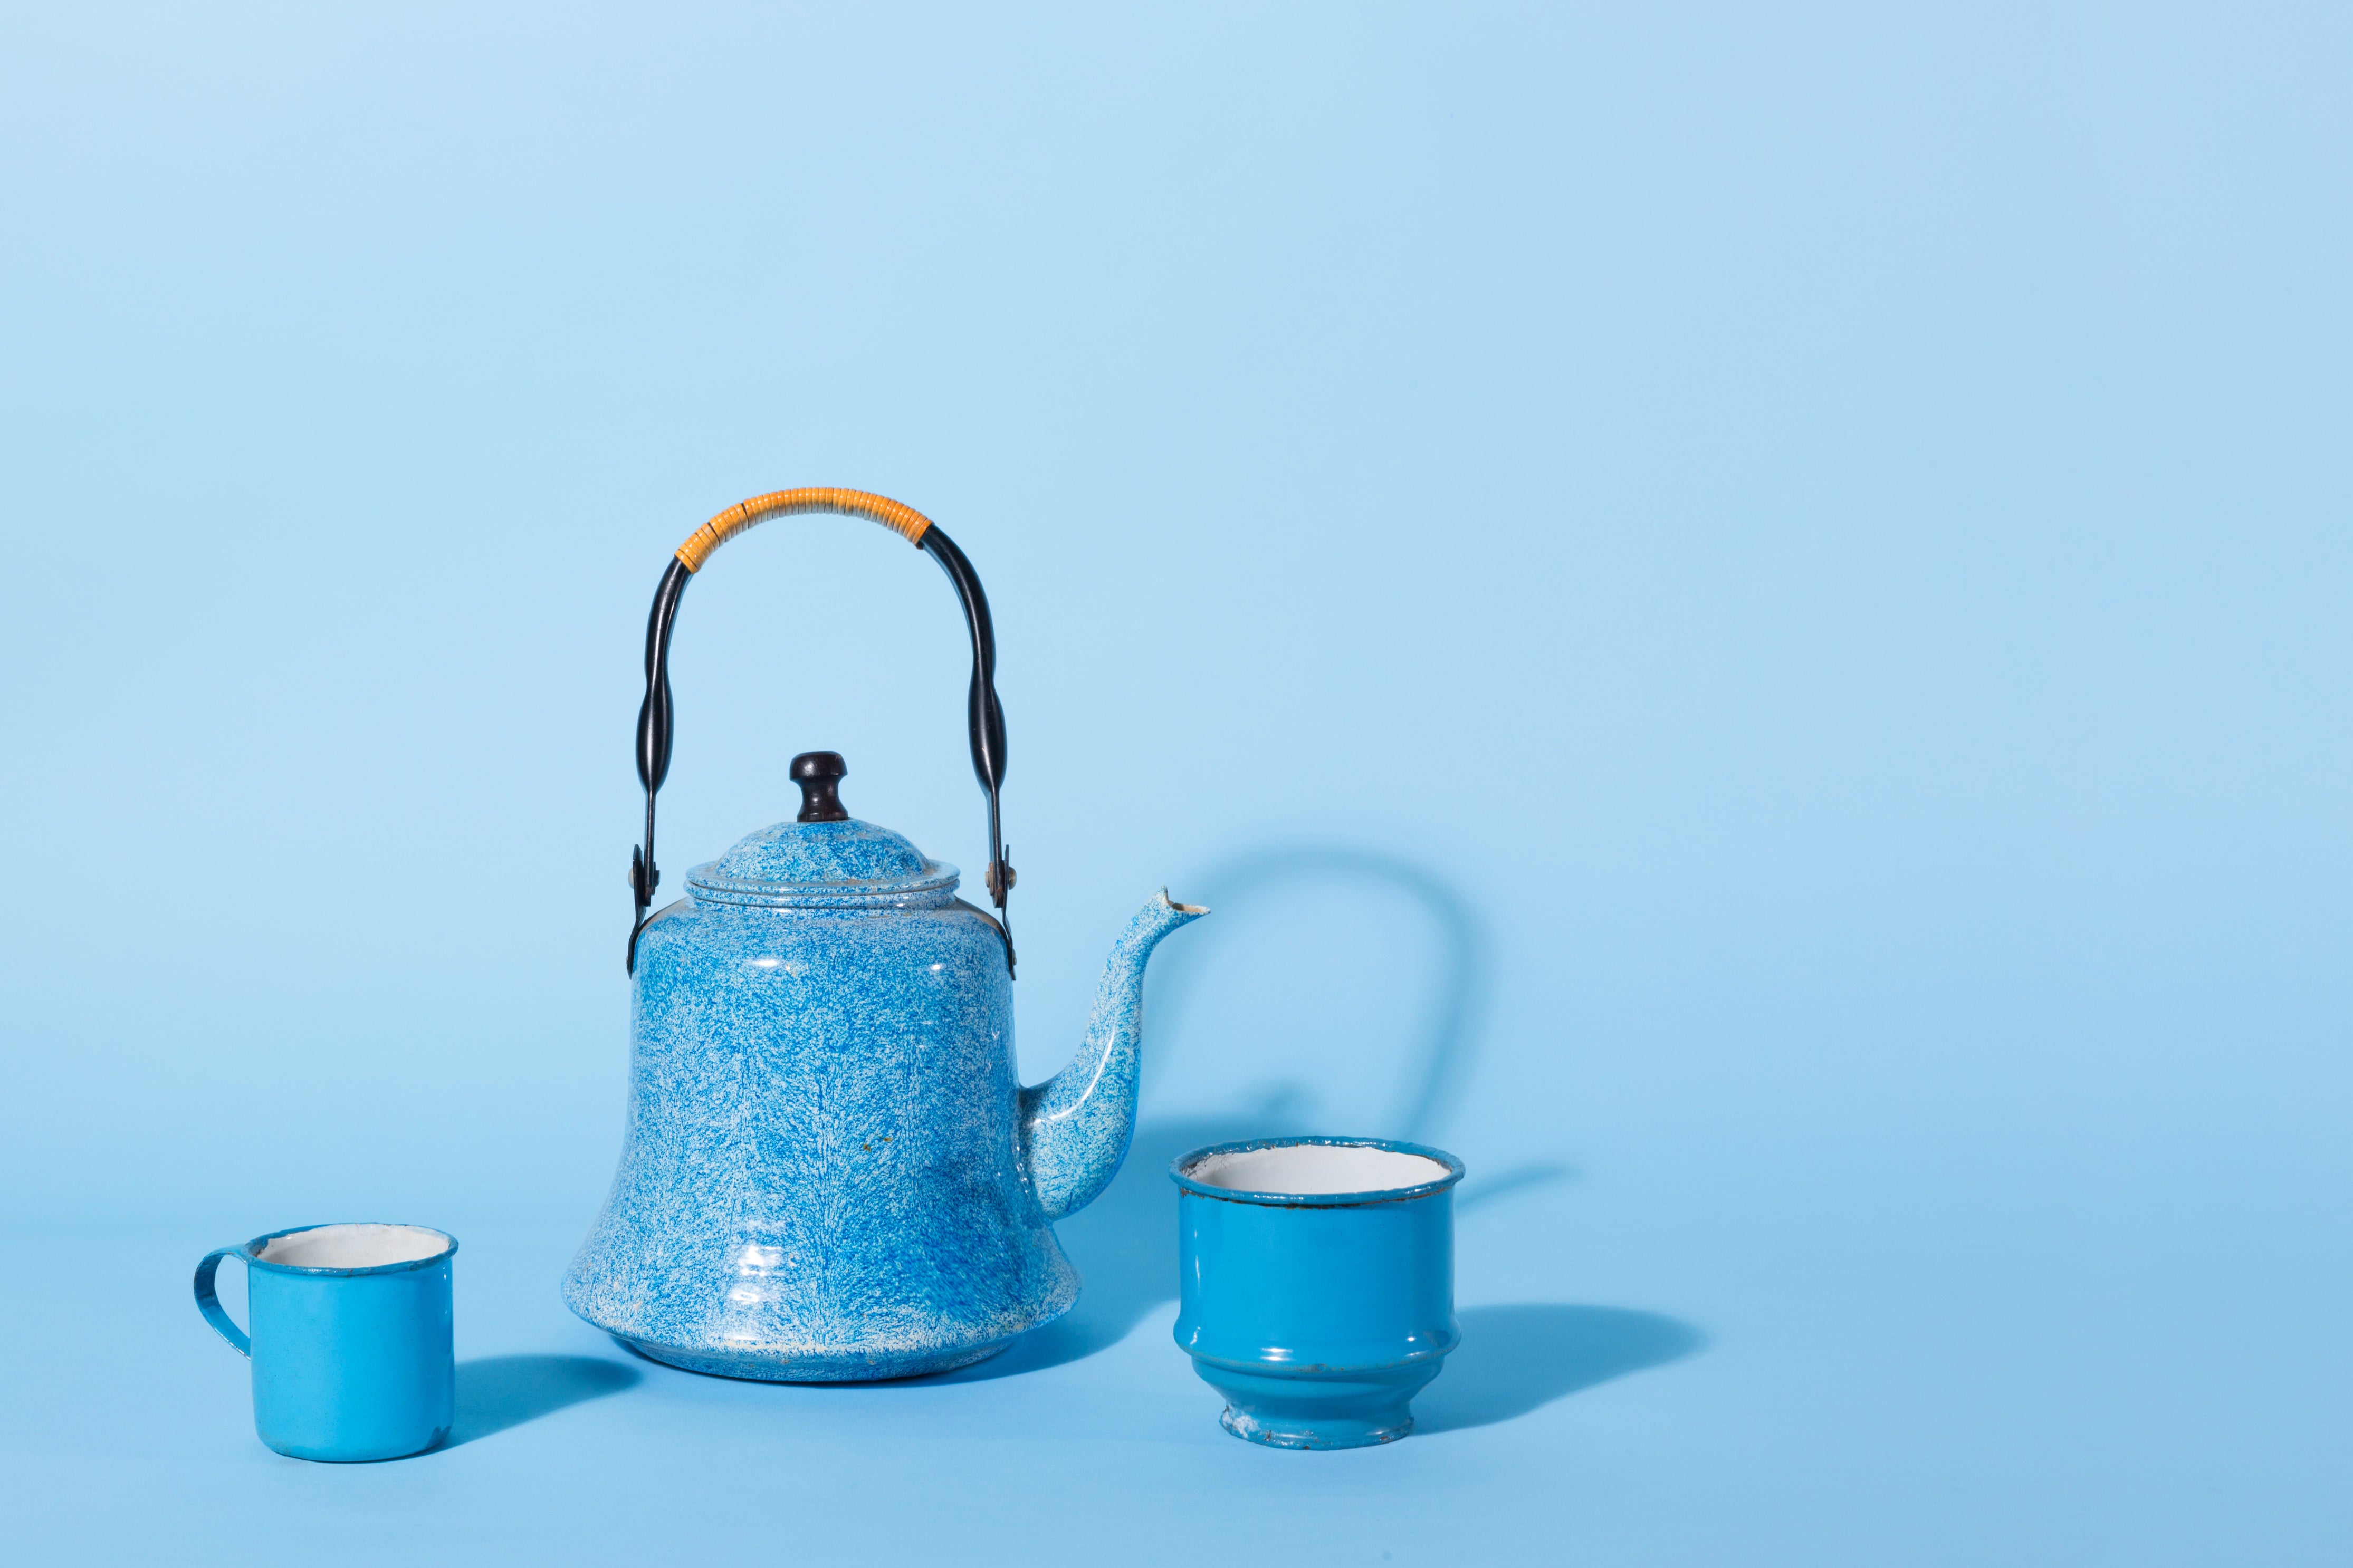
[[564, 809, 1203, 1381]]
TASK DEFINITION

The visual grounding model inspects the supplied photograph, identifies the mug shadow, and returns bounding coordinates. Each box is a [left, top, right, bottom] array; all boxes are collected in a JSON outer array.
[[1411, 1305, 1706, 1433], [441, 1355, 641, 1447]]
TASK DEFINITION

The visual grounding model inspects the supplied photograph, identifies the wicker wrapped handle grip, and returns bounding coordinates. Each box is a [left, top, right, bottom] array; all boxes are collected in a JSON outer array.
[[674, 486, 935, 570], [629, 488, 1013, 976]]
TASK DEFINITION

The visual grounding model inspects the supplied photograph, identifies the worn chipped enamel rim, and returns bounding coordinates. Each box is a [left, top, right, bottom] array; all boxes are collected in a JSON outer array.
[[1169, 1136, 1466, 1208], [237, 1223, 460, 1277]]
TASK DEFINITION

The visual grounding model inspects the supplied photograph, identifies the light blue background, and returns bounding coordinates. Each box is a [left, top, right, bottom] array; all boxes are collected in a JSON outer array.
[[3, 2, 2347, 1562]]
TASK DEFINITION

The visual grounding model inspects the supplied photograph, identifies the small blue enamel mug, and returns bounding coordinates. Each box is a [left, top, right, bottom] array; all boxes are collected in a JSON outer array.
[[193, 1223, 457, 1461], [1172, 1137, 1463, 1449]]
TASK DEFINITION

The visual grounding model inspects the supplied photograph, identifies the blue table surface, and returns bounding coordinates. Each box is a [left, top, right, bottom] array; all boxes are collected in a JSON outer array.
[[7, 1055, 2347, 1568]]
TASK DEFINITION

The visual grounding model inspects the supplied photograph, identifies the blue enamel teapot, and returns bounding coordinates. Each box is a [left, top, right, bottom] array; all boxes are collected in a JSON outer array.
[[563, 489, 1205, 1380]]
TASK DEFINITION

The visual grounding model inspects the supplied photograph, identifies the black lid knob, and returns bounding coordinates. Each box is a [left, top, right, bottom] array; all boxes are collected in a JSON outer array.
[[791, 751, 850, 823]]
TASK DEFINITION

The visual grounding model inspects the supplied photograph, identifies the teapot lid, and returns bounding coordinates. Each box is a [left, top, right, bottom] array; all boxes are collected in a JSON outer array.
[[684, 752, 960, 909]]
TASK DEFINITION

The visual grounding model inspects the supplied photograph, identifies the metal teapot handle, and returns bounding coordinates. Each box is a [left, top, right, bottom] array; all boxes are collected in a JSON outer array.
[[627, 488, 1013, 977]]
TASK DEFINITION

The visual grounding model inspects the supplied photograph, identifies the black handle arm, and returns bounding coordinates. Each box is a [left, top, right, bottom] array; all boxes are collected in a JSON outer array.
[[627, 501, 1014, 978]]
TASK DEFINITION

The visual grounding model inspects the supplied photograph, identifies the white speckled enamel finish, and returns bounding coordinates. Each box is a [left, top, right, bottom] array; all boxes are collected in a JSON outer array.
[[563, 814, 1203, 1381]]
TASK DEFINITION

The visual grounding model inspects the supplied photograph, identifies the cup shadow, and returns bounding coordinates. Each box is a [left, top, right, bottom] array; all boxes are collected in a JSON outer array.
[[1411, 1305, 1705, 1433], [441, 1355, 641, 1447]]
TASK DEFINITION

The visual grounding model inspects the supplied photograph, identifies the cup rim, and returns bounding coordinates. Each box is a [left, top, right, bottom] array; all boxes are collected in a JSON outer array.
[[1168, 1136, 1466, 1208], [238, 1222, 460, 1276]]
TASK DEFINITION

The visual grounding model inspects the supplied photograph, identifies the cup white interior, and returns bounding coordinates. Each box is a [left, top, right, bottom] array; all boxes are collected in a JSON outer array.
[[1186, 1143, 1451, 1196], [256, 1223, 451, 1269]]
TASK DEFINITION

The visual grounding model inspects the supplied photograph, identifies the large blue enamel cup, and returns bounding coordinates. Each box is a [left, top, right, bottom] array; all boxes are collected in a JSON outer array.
[[193, 1223, 456, 1461], [1172, 1137, 1462, 1448]]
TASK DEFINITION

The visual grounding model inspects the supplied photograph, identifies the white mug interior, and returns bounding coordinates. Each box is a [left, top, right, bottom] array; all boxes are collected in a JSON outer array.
[[256, 1223, 452, 1269], [1187, 1143, 1451, 1197]]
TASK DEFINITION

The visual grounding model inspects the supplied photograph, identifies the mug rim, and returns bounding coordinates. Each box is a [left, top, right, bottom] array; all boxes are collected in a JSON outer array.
[[1169, 1136, 1466, 1208], [238, 1222, 460, 1276]]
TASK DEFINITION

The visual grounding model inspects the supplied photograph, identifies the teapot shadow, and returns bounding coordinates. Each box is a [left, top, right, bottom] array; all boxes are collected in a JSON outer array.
[[1411, 1304, 1705, 1432], [440, 1355, 640, 1447], [946, 844, 1508, 1384], [939, 1112, 1290, 1381], [1142, 845, 1492, 1139], [940, 1136, 1582, 1384]]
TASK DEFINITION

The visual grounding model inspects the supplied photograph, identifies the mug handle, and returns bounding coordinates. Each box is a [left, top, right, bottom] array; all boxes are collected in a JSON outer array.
[[193, 1247, 251, 1357]]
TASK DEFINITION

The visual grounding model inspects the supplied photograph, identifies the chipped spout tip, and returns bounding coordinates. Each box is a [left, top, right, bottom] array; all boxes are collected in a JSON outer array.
[[1159, 888, 1210, 917]]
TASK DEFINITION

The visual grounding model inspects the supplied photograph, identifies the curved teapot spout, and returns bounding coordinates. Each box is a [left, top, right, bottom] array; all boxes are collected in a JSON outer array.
[[1019, 890, 1208, 1221]]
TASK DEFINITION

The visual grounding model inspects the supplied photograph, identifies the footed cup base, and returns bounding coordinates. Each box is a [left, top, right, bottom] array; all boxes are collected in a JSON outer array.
[[1219, 1403, 1413, 1449], [1191, 1358, 1447, 1450]]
